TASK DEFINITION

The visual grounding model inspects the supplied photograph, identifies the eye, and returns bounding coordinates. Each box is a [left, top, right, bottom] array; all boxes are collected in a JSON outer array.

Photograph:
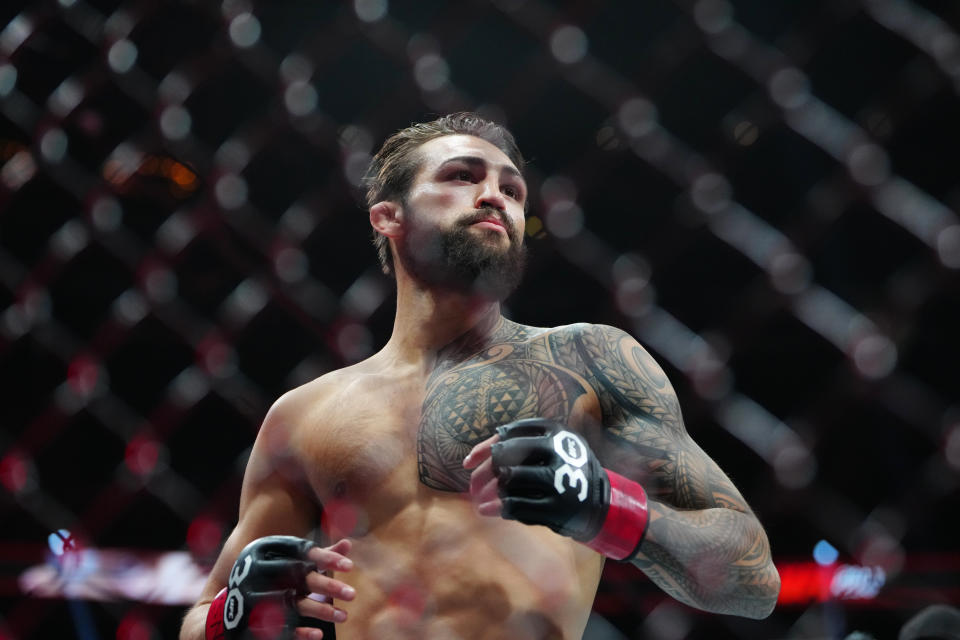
[[451, 169, 473, 182], [502, 184, 521, 199]]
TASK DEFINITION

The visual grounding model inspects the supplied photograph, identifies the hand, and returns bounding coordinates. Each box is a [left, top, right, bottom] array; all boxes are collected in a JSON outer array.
[[464, 418, 608, 540], [464, 418, 649, 560], [206, 536, 355, 640]]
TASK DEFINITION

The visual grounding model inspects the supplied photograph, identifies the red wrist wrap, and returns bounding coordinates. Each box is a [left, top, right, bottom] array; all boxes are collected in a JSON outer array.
[[585, 470, 649, 561], [205, 587, 228, 640]]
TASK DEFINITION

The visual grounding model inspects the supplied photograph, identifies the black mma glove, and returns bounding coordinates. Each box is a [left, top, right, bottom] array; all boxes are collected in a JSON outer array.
[[206, 535, 326, 640], [491, 418, 649, 561]]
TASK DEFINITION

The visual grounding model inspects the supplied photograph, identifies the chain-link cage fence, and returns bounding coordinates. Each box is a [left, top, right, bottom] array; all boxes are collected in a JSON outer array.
[[2, 0, 959, 638]]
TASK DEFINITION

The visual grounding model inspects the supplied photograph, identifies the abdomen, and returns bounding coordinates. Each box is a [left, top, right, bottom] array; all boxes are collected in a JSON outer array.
[[333, 494, 602, 640]]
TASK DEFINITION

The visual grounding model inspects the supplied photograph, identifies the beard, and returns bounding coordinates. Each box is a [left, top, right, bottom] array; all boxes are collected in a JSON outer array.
[[396, 207, 527, 301]]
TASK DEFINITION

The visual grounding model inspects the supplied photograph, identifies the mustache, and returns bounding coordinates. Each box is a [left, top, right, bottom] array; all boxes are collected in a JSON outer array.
[[458, 208, 518, 239]]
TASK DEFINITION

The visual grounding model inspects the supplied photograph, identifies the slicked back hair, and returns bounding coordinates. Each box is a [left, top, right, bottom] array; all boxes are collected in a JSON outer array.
[[364, 112, 525, 276]]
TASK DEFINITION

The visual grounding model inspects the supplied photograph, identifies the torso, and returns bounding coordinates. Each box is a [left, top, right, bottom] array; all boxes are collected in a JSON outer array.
[[291, 319, 608, 640]]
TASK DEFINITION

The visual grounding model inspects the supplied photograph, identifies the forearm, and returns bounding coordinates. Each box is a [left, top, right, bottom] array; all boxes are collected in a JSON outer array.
[[631, 501, 780, 619], [179, 601, 211, 640]]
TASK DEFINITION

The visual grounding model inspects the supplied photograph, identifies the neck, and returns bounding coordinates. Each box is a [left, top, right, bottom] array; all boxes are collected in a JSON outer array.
[[383, 266, 504, 368]]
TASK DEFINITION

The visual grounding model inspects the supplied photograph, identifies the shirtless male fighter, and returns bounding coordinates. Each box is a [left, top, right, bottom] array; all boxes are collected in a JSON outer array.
[[179, 113, 781, 640]]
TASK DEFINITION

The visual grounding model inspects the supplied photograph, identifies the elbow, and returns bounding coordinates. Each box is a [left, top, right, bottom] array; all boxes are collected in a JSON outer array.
[[743, 591, 779, 620], [736, 562, 781, 620], [759, 564, 782, 618], [737, 526, 781, 619], [708, 561, 781, 620]]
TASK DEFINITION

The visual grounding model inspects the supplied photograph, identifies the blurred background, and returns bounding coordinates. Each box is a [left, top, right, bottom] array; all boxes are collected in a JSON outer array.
[[2, 0, 959, 638]]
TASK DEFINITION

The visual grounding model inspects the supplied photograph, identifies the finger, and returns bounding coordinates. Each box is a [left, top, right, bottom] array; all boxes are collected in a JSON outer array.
[[252, 535, 315, 561], [308, 545, 353, 571], [297, 597, 349, 624], [470, 474, 500, 506], [476, 496, 503, 517], [495, 418, 557, 440], [294, 627, 324, 640], [326, 538, 353, 556], [463, 433, 499, 469], [497, 466, 555, 496], [491, 436, 553, 468], [468, 456, 496, 496], [253, 558, 315, 587], [305, 538, 351, 557], [501, 495, 553, 523], [305, 573, 356, 601]]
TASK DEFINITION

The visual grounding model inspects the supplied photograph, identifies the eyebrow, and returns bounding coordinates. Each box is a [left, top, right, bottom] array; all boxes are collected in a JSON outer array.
[[437, 155, 525, 184]]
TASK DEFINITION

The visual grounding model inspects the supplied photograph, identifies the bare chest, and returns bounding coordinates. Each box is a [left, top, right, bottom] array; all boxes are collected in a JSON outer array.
[[417, 340, 598, 492], [304, 329, 601, 515]]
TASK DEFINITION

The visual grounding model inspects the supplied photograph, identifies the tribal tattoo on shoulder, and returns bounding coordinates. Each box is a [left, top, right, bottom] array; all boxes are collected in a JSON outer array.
[[417, 319, 738, 509], [417, 319, 592, 491], [416, 319, 692, 495]]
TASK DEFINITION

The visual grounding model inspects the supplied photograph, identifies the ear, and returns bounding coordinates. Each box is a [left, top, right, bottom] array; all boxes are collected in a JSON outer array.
[[369, 201, 403, 238]]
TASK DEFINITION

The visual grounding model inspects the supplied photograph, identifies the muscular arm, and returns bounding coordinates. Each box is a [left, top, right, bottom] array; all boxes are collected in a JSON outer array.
[[179, 393, 342, 639], [577, 324, 780, 619]]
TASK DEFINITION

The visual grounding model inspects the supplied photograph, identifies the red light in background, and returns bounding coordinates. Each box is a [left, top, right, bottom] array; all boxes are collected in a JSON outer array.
[[116, 613, 154, 640], [186, 516, 223, 559], [196, 333, 235, 376], [124, 435, 159, 476], [67, 355, 100, 396], [777, 561, 834, 605], [0, 452, 30, 494], [776, 561, 887, 605]]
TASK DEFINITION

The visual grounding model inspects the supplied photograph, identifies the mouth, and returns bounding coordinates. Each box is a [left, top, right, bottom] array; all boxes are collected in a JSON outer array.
[[471, 218, 507, 234]]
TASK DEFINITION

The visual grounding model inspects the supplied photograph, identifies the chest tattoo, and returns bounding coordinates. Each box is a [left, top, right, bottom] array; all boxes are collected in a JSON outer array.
[[417, 322, 589, 492]]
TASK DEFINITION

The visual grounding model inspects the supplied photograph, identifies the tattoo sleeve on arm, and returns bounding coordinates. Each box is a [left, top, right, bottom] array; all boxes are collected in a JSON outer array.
[[575, 324, 779, 618]]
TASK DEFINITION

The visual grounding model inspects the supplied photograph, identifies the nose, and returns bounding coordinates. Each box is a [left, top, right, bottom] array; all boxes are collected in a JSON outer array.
[[475, 178, 506, 212]]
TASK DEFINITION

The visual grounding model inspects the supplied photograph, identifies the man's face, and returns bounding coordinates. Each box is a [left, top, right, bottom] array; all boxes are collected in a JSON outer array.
[[394, 134, 528, 301]]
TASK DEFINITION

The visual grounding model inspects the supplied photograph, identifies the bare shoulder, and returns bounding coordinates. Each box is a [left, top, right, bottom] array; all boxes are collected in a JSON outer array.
[[250, 364, 375, 473], [517, 321, 650, 357], [270, 355, 391, 422], [492, 320, 683, 436], [556, 321, 654, 361], [556, 323, 687, 441], [271, 367, 351, 413]]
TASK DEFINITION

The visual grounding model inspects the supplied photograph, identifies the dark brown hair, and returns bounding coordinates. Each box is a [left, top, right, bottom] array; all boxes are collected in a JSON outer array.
[[364, 112, 525, 275]]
